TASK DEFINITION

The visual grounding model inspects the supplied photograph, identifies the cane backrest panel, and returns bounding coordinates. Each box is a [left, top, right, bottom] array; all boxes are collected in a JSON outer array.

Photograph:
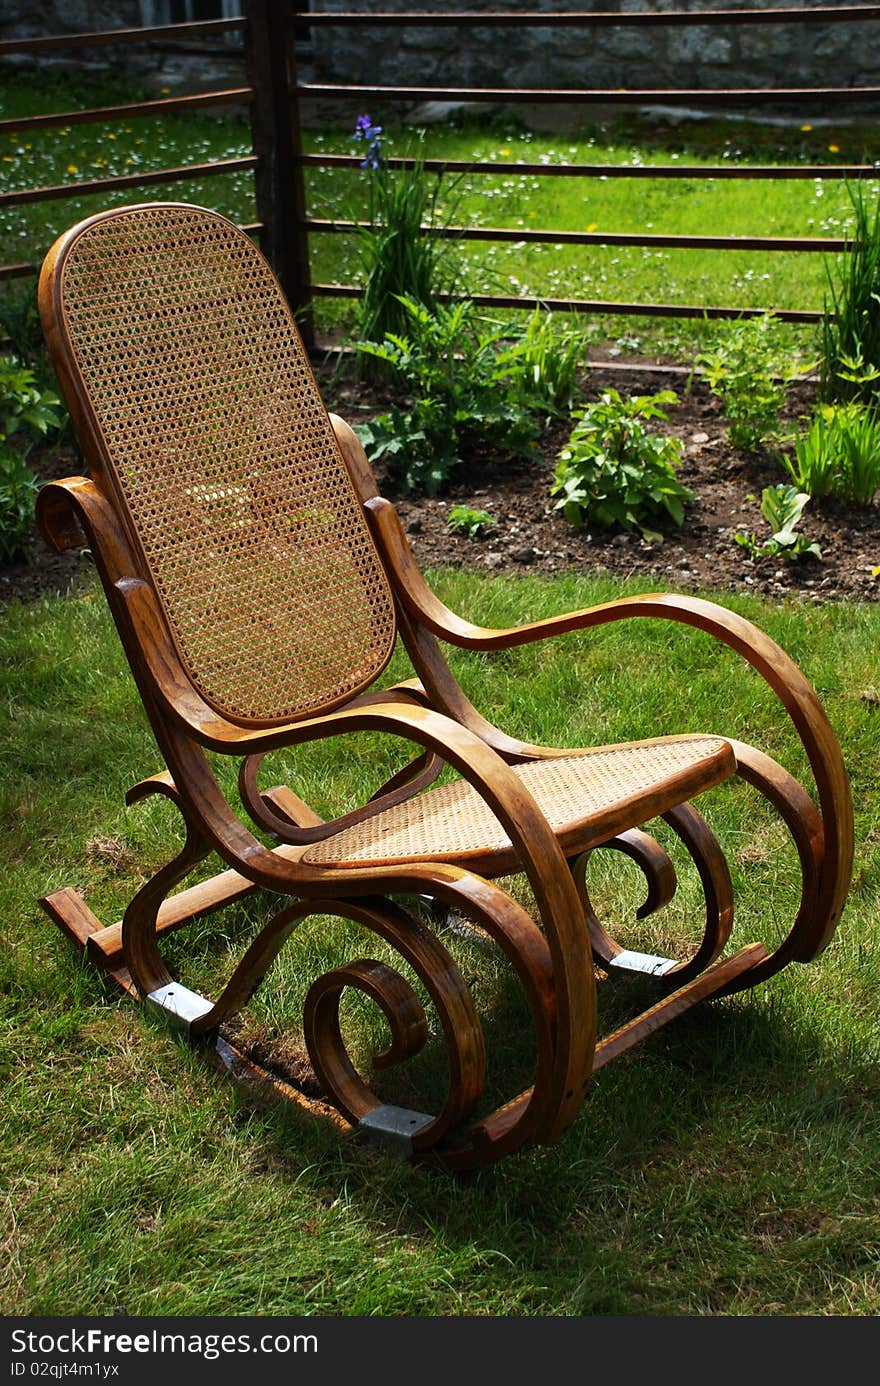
[[54, 204, 396, 725]]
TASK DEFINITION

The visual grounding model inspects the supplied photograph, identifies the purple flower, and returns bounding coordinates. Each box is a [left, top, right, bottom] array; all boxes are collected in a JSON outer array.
[[354, 114, 381, 141], [354, 113, 384, 168]]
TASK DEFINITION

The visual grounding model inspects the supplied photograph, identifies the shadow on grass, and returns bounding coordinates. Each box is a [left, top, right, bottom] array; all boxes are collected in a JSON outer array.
[[212, 969, 877, 1205]]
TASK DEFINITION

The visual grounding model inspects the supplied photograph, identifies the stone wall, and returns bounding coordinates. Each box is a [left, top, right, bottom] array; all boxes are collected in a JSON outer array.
[[1, 2, 878, 118], [303, 0, 880, 118]]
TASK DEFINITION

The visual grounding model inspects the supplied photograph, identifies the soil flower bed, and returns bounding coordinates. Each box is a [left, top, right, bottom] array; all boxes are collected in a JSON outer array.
[[5, 362, 879, 607]]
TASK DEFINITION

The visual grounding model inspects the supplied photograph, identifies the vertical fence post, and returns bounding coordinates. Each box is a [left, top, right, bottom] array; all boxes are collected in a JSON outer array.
[[244, 0, 313, 347]]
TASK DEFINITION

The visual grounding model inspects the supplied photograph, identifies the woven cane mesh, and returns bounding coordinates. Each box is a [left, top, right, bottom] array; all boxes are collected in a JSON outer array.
[[58, 205, 396, 724], [303, 736, 731, 866]]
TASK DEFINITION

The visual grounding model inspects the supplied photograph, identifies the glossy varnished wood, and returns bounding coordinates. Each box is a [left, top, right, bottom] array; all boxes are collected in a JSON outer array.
[[36, 203, 854, 1170], [364, 494, 853, 962]]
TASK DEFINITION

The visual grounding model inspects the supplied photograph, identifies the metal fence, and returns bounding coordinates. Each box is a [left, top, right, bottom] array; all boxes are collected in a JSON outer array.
[[0, 14, 253, 278], [2, 2, 880, 349]]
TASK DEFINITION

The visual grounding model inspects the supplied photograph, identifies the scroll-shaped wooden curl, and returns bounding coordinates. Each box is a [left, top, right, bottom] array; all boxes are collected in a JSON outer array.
[[572, 803, 733, 986], [300, 898, 486, 1152], [304, 956, 429, 1089]]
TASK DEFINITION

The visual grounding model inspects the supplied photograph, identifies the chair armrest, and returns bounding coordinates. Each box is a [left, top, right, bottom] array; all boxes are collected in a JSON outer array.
[[36, 475, 93, 553], [366, 493, 853, 950]]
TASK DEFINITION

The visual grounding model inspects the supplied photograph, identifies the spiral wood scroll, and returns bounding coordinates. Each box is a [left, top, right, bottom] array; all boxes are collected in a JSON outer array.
[[104, 763, 806, 1169]]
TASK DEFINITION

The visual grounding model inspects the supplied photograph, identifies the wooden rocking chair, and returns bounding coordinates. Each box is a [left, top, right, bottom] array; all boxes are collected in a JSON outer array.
[[37, 203, 853, 1170]]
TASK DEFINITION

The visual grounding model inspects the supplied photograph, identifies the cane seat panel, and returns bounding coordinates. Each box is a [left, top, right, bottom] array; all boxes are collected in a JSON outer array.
[[303, 735, 734, 867]]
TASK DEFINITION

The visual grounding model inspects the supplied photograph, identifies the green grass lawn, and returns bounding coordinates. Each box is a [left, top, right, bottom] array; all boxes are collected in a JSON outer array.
[[306, 115, 874, 355], [2, 70, 879, 1317], [3, 567, 879, 1316], [1, 67, 876, 359]]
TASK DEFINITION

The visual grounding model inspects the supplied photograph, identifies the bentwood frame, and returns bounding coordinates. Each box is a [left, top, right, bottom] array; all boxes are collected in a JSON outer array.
[[37, 203, 853, 1169]]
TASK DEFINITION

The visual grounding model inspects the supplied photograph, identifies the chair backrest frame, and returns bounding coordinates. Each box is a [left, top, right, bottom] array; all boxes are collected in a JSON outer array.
[[39, 202, 398, 730]]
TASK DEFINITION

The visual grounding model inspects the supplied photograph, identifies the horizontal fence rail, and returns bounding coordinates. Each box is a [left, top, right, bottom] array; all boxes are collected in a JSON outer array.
[[298, 153, 880, 181], [299, 82, 880, 106], [309, 282, 824, 324], [0, 17, 246, 56], [0, 88, 254, 137], [0, 157, 259, 210], [302, 7, 880, 28], [304, 218, 851, 254], [1, 262, 40, 281], [296, 3, 880, 328]]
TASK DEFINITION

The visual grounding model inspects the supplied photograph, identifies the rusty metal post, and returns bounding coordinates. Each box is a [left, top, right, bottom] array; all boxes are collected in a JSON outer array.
[[244, 0, 313, 347]]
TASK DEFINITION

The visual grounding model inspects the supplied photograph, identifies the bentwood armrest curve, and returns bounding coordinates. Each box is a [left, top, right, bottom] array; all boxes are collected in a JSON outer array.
[[35, 475, 95, 553], [365, 494, 853, 949]]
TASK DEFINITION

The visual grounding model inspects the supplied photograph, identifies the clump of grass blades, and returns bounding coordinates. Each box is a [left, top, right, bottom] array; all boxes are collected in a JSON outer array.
[[493, 306, 589, 418], [784, 401, 880, 506], [821, 181, 880, 406], [353, 119, 462, 368]]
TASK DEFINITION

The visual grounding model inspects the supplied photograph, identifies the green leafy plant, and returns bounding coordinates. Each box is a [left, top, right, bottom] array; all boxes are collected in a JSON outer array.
[[550, 388, 692, 541], [0, 441, 39, 564], [782, 408, 842, 500], [821, 181, 880, 405], [354, 295, 540, 494], [783, 401, 880, 505], [735, 483, 822, 561], [0, 283, 44, 373], [447, 503, 495, 538], [696, 313, 811, 451], [0, 356, 63, 565], [352, 116, 461, 364], [0, 358, 62, 441], [493, 306, 588, 418]]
